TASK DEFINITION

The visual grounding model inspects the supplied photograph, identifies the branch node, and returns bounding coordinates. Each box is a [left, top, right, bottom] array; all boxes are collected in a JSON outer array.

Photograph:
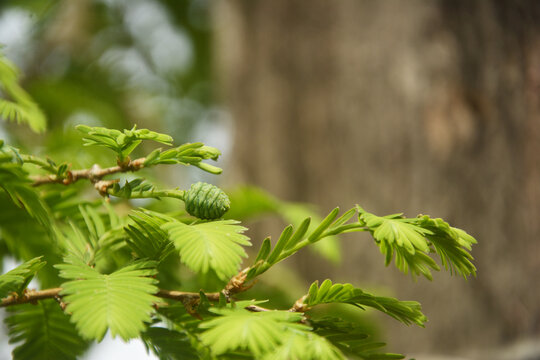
[[94, 179, 119, 196], [290, 295, 309, 312]]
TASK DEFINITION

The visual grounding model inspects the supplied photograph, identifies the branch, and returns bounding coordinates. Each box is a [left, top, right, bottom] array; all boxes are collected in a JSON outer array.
[[156, 289, 220, 303], [30, 158, 146, 186], [1, 288, 63, 307], [1, 287, 216, 308], [0, 272, 288, 314]]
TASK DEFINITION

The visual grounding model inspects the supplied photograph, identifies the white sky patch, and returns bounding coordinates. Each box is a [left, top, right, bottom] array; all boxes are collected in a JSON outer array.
[[81, 333, 158, 360], [0, 8, 36, 68], [99, 46, 170, 91], [124, 0, 193, 75]]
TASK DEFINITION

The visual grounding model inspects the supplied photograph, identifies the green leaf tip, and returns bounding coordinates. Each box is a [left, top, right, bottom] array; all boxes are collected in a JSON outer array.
[[142, 142, 222, 174], [200, 307, 345, 359], [305, 280, 427, 327], [0, 257, 46, 298], [76, 124, 173, 160], [5, 300, 88, 359], [357, 207, 477, 280]]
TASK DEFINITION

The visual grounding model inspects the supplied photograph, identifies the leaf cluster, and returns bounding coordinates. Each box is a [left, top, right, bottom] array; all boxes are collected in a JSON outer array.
[[77, 125, 172, 162], [144, 142, 222, 174], [248, 207, 365, 279], [306, 280, 426, 327], [358, 206, 477, 279], [0, 121, 478, 360]]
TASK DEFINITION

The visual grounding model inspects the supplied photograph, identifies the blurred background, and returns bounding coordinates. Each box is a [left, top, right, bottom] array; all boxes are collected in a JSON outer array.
[[1, 0, 540, 359]]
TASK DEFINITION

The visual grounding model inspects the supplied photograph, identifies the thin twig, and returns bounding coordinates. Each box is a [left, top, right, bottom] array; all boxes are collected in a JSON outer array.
[[156, 289, 220, 302], [0, 287, 215, 308], [31, 158, 146, 186], [245, 305, 272, 312], [1, 288, 63, 307]]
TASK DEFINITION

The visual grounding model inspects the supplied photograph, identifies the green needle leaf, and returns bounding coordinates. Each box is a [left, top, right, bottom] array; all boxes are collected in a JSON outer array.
[[308, 207, 340, 243]]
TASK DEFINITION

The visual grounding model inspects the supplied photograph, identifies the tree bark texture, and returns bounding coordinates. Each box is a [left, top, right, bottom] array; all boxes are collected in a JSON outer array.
[[213, 0, 540, 354]]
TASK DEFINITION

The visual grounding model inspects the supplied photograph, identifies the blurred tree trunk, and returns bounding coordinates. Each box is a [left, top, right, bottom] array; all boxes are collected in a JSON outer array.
[[213, 0, 540, 354]]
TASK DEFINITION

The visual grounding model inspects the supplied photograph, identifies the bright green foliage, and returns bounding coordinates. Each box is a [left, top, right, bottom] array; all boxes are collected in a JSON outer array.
[[5, 300, 88, 360], [0, 107, 477, 359], [109, 179, 158, 199], [261, 331, 345, 360], [144, 142, 223, 174], [247, 207, 366, 280], [311, 318, 404, 360], [199, 303, 342, 359], [0, 257, 46, 298], [55, 259, 159, 341], [0, 144, 53, 230], [0, 52, 46, 133], [124, 209, 175, 261], [56, 203, 126, 267], [163, 220, 251, 281], [76, 125, 173, 162], [416, 215, 477, 277], [358, 207, 476, 279], [306, 280, 426, 326], [0, 16, 481, 360], [226, 187, 344, 264]]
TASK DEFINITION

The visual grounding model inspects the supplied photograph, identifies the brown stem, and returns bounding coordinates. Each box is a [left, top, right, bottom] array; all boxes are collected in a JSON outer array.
[[31, 158, 146, 186], [289, 295, 309, 312], [156, 289, 220, 302], [1, 287, 297, 314], [1, 287, 215, 308], [246, 305, 272, 312], [1, 269, 301, 314], [1, 288, 63, 307]]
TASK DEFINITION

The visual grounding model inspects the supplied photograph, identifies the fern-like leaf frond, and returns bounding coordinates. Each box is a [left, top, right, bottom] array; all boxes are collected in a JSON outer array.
[[55, 258, 158, 341], [312, 318, 405, 360], [162, 220, 251, 280], [416, 215, 477, 277], [199, 306, 304, 357], [125, 209, 175, 261], [261, 331, 345, 360], [200, 303, 346, 359], [5, 299, 88, 360], [143, 142, 222, 174], [306, 280, 426, 327], [0, 155, 53, 230], [357, 206, 476, 279], [76, 125, 172, 161], [0, 257, 46, 298], [248, 207, 365, 280]]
